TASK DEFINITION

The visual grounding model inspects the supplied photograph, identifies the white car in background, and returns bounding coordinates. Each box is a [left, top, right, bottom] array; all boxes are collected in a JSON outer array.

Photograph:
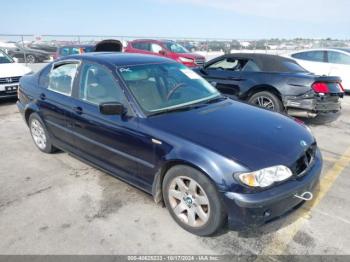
[[287, 48, 350, 92], [0, 49, 32, 99]]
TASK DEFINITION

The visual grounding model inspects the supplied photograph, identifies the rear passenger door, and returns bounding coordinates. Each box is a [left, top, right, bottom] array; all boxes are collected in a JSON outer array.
[[37, 61, 80, 147], [69, 62, 153, 187]]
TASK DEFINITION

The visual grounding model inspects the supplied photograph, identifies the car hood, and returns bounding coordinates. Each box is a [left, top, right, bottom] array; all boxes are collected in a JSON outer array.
[[0, 63, 32, 77], [178, 53, 205, 60], [147, 99, 315, 171]]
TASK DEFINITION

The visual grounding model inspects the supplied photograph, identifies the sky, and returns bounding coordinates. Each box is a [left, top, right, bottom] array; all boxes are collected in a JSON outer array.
[[1, 0, 349, 39]]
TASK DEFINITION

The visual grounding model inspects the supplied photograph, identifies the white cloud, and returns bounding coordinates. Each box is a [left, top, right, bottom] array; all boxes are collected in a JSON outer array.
[[157, 0, 350, 23]]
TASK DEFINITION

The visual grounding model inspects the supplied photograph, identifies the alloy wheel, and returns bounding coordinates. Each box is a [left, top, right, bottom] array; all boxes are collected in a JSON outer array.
[[252, 96, 275, 110], [30, 119, 47, 150], [168, 176, 210, 228], [26, 55, 36, 64]]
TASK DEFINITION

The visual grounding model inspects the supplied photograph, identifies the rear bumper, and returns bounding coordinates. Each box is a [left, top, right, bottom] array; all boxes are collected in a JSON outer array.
[[221, 149, 322, 230], [284, 94, 342, 118]]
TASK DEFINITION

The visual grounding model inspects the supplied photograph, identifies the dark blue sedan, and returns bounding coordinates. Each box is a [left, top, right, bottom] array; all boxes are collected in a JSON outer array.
[[17, 53, 322, 236]]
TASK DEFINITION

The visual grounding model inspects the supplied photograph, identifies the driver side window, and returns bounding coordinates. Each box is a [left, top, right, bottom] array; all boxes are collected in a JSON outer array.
[[207, 58, 245, 71], [79, 63, 124, 105]]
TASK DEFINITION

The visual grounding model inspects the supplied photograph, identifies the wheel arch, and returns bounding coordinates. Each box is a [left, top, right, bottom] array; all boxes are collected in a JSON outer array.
[[244, 84, 283, 101], [151, 159, 220, 205], [24, 104, 40, 126]]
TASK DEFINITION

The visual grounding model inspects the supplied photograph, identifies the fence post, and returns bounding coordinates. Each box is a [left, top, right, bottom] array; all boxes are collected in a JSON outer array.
[[21, 35, 27, 65]]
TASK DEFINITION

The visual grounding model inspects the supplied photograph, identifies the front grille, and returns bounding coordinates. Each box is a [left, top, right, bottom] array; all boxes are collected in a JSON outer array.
[[0, 76, 21, 84], [290, 143, 317, 177]]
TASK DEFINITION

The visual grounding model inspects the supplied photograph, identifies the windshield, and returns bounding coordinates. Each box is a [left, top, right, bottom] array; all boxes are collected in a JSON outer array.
[[118, 63, 220, 114], [164, 42, 190, 53], [0, 50, 14, 64]]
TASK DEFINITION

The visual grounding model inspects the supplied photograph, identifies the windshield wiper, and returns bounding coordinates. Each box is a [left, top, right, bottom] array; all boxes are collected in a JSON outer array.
[[149, 104, 203, 116], [148, 96, 227, 117]]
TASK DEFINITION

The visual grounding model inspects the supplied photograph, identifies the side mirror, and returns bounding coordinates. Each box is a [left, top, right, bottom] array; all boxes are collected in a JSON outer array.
[[99, 102, 126, 115], [13, 57, 18, 63], [159, 50, 167, 56]]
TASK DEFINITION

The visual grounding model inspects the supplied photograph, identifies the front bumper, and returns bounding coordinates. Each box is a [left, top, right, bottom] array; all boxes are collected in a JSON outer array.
[[284, 94, 342, 118], [222, 149, 322, 230], [0, 83, 19, 99]]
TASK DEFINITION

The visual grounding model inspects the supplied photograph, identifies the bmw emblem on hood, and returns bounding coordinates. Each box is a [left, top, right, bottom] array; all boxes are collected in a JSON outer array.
[[300, 140, 308, 147]]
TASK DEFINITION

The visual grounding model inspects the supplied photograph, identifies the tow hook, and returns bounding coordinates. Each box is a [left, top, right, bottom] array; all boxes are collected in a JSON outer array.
[[294, 191, 313, 201]]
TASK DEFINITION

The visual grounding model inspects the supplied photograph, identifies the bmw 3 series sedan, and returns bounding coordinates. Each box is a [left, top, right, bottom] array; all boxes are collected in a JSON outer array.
[[17, 53, 322, 236]]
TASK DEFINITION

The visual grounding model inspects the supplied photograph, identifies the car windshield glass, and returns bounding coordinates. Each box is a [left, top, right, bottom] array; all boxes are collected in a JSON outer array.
[[164, 42, 189, 53], [0, 50, 14, 63], [118, 63, 220, 114]]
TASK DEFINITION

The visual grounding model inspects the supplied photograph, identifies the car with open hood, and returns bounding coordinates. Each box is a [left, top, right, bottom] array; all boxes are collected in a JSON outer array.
[[17, 52, 322, 236]]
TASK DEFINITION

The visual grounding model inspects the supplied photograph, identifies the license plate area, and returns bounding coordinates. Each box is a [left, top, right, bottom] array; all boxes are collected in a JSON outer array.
[[5, 85, 18, 93]]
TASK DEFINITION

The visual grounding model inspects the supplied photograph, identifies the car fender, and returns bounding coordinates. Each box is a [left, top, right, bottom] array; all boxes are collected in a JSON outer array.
[[23, 102, 41, 126], [151, 140, 248, 203]]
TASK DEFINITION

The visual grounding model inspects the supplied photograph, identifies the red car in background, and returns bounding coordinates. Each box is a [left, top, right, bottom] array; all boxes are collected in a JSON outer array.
[[125, 39, 205, 67]]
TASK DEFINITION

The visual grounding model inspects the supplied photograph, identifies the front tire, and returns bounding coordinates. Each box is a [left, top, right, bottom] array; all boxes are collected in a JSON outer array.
[[26, 54, 36, 64], [29, 113, 56, 153], [163, 165, 226, 236], [248, 91, 283, 113]]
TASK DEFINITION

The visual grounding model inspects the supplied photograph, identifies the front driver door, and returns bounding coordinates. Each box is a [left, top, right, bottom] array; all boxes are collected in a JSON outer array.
[[203, 57, 244, 98], [69, 62, 155, 190]]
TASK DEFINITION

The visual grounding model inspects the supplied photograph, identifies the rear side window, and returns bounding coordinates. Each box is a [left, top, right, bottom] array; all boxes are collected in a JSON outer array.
[[132, 42, 150, 51], [292, 51, 325, 62], [48, 63, 79, 95], [150, 43, 163, 53], [327, 51, 350, 65], [79, 63, 124, 104], [242, 60, 260, 72]]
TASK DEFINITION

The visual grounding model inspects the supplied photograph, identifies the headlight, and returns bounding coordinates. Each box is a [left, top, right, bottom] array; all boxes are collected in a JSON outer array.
[[236, 165, 293, 188], [179, 57, 194, 63]]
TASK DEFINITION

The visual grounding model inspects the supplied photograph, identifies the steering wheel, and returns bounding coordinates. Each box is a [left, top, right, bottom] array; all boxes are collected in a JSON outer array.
[[166, 83, 188, 100]]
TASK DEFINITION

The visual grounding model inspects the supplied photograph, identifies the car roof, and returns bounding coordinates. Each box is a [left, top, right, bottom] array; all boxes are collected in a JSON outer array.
[[291, 48, 350, 54], [333, 48, 350, 54], [227, 53, 302, 72], [59, 44, 95, 48], [130, 39, 173, 43], [67, 52, 175, 67]]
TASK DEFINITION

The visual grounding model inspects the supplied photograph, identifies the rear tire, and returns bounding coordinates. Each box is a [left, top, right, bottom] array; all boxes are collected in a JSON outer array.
[[248, 91, 283, 113], [163, 165, 226, 236], [29, 113, 56, 153]]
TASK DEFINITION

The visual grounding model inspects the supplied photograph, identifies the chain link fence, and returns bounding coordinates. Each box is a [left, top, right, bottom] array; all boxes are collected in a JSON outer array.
[[1, 34, 349, 65]]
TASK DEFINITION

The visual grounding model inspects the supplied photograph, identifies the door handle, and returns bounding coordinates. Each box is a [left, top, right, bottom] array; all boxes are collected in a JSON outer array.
[[39, 93, 46, 100], [73, 106, 83, 115]]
